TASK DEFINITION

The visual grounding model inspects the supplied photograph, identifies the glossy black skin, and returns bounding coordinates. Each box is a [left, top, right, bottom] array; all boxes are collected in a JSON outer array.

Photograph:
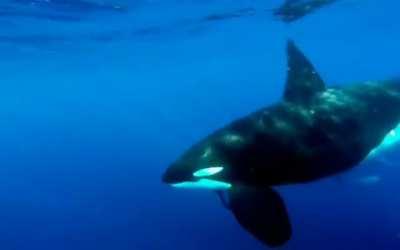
[[162, 41, 400, 190], [162, 41, 400, 248], [273, 0, 338, 23], [163, 82, 400, 188]]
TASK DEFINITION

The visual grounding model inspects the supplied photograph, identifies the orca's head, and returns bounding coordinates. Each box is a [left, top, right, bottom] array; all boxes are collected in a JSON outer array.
[[162, 132, 248, 190]]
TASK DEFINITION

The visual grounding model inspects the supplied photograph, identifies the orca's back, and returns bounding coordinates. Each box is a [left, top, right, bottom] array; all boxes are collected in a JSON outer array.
[[296, 81, 400, 180]]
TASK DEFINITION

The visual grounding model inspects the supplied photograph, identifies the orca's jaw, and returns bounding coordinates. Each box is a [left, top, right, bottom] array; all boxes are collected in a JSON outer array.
[[171, 178, 232, 190], [163, 166, 231, 190], [163, 162, 232, 190]]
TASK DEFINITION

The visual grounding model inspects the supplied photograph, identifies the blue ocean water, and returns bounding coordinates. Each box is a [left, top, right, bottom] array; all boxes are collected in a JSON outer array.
[[1, 0, 400, 249]]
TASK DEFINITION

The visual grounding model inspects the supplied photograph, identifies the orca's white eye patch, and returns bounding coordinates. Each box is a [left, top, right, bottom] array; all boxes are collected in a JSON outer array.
[[193, 166, 224, 177]]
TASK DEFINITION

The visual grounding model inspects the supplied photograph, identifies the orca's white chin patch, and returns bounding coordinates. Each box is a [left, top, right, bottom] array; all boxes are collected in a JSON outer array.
[[171, 178, 232, 190]]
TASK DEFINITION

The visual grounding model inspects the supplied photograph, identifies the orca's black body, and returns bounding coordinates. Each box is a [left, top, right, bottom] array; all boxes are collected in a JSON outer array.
[[273, 0, 338, 23], [162, 41, 400, 247]]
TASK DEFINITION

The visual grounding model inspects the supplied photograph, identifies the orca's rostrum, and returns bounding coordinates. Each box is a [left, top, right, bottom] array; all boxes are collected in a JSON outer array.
[[162, 41, 400, 247]]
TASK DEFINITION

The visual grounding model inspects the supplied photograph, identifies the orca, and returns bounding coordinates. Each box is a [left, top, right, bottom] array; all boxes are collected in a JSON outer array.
[[273, 0, 339, 23], [162, 40, 400, 247]]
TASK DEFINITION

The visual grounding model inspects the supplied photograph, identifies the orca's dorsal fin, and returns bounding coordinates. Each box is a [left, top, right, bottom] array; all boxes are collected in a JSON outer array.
[[283, 40, 325, 105]]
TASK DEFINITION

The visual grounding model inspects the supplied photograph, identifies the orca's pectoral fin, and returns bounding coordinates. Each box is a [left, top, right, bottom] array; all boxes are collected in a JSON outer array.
[[228, 186, 292, 247], [215, 190, 231, 210]]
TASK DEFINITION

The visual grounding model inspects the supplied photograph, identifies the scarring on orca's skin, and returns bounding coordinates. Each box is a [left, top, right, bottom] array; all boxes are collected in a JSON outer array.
[[273, 0, 339, 23], [162, 41, 400, 247]]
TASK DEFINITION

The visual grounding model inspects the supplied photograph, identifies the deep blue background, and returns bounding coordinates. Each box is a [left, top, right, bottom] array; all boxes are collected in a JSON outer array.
[[0, 0, 399, 249]]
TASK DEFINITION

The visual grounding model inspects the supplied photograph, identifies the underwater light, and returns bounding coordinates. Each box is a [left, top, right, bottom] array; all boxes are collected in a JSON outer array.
[[193, 166, 224, 177]]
